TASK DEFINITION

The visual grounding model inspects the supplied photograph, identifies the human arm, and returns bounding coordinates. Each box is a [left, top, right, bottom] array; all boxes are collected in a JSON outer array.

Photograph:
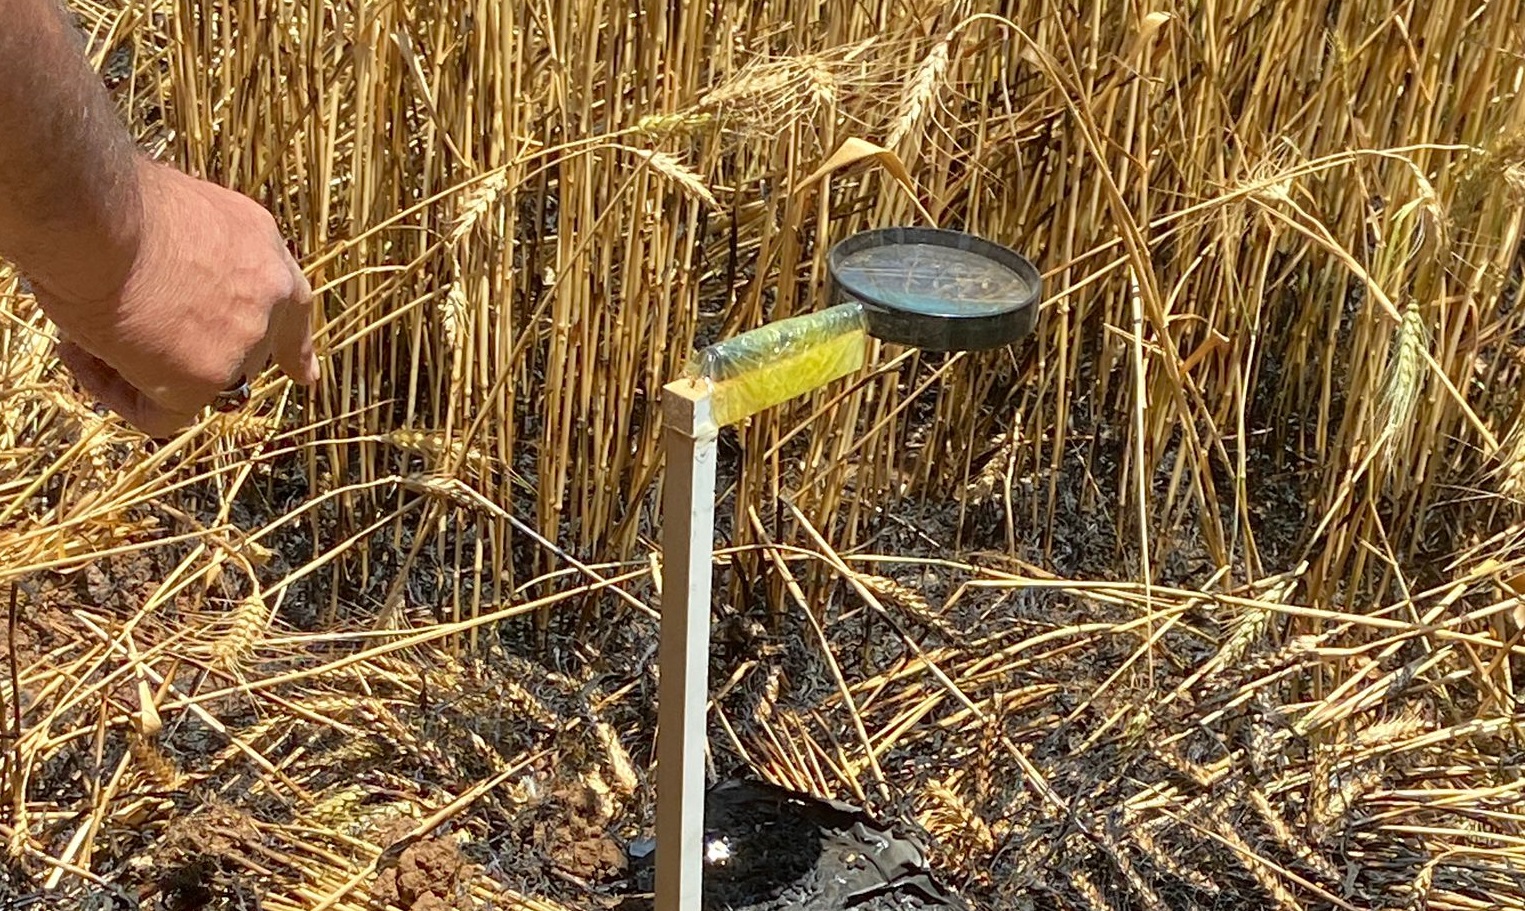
[[0, 0, 319, 437]]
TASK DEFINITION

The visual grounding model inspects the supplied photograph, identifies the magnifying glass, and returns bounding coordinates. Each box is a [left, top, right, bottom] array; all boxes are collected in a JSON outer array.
[[654, 227, 1040, 911], [829, 225, 1040, 352], [684, 227, 1041, 428]]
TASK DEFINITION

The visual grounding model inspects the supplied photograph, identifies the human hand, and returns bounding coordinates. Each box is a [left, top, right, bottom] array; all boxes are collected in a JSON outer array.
[[38, 157, 319, 438]]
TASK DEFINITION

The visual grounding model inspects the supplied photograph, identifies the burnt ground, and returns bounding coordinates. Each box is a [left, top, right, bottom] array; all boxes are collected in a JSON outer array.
[[5, 298, 1513, 910], [0, 391, 1359, 911]]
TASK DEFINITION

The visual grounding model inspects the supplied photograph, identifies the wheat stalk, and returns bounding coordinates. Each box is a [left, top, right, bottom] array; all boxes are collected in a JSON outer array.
[[210, 594, 270, 669], [1380, 299, 1430, 455], [919, 775, 996, 858], [886, 33, 950, 149], [800, 55, 838, 110], [635, 110, 715, 138], [626, 147, 717, 207], [594, 721, 639, 797], [447, 170, 509, 246], [1068, 867, 1114, 911], [441, 281, 469, 353], [855, 572, 949, 634], [128, 733, 185, 791], [962, 432, 1013, 505]]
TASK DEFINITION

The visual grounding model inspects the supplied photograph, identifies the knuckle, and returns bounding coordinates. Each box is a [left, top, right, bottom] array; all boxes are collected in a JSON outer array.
[[289, 271, 313, 303]]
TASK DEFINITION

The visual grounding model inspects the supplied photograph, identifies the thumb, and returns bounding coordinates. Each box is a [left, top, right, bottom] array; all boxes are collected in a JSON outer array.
[[55, 340, 196, 438]]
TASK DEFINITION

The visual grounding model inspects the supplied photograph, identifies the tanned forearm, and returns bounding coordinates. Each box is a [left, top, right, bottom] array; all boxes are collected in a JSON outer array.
[[0, 0, 143, 310]]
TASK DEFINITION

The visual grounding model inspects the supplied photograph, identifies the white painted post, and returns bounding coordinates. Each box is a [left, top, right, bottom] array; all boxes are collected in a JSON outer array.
[[655, 378, 717, 911]]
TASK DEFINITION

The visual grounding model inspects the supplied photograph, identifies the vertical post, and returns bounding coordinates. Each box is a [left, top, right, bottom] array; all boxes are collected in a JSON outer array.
[[655, 378, 717, 911]]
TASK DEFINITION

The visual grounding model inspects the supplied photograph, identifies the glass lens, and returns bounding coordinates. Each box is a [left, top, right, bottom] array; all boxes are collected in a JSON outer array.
[[833, 243, 1034, 316]]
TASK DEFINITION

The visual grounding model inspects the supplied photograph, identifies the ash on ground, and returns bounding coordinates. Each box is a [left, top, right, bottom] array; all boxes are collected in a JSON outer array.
[[619, 779, 968, 911]]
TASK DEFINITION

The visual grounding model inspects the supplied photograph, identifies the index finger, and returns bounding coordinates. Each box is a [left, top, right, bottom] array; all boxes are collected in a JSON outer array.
[[272, 267, 320, 385]]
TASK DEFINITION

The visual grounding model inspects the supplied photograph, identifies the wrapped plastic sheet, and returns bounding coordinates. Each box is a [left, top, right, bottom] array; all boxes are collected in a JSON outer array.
[[623, 778, 970, 910], [684, 303, 869, 429]]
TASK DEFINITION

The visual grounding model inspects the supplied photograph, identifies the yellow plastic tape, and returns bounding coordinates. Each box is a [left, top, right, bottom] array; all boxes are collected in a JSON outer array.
[[684, 303, 869, 428]]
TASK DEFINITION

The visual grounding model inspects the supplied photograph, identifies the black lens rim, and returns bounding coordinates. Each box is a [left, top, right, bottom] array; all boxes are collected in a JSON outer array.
[[827, 226, 1041, 352]]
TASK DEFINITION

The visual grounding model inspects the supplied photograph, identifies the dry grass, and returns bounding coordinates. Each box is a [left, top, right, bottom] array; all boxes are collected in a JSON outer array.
[[1, 0, 1524, 908]]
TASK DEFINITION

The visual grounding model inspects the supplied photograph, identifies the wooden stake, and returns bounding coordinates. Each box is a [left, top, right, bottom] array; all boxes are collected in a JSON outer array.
[[655, 378, 717, 911]]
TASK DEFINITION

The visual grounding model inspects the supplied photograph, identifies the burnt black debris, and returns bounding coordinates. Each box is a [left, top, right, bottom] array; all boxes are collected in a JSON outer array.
[[622, 778, 969, 911]]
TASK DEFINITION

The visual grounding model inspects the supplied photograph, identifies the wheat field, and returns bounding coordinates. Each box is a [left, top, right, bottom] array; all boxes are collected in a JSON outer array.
[[0, 0, 1523, 908]]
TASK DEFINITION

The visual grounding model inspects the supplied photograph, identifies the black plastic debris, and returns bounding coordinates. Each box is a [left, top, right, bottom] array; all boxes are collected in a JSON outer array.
[[621, 778, 970, 911]]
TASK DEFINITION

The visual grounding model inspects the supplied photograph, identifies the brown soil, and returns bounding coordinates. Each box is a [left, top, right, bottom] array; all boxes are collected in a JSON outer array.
[[552, 826, 628, 883], [371, 836, 479, 911], [146, 805, 268, 910], [0, 580, 78, 671], [544, 785, 629, 883]]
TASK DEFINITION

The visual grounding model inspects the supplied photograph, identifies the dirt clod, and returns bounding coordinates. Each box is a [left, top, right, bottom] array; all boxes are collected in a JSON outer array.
[[536, 786, 628, 883], [371, 837, 478, 911], [557, 829, 628, 882]]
